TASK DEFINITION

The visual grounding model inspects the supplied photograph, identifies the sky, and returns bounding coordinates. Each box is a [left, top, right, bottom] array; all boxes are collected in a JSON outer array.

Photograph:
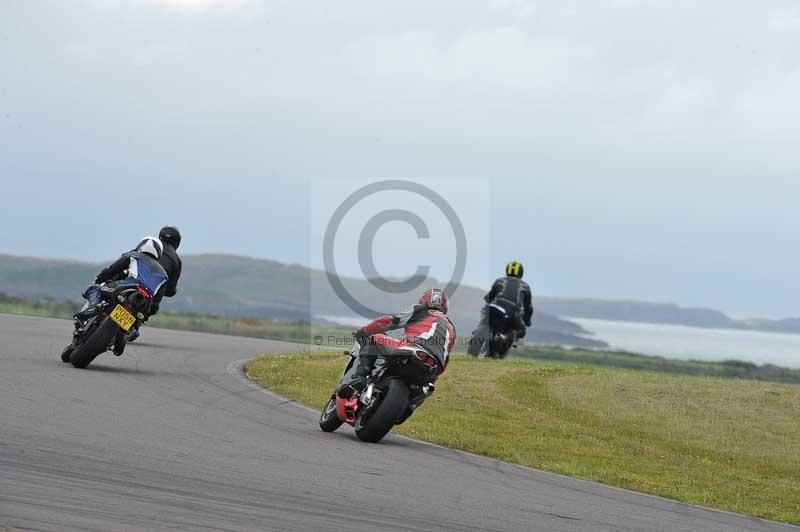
[[1, 0, 798, 317]]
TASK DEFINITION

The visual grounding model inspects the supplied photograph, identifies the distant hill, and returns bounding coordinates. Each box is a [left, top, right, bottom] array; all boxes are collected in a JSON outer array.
[[536, 298, 735, 328], [0, 253, 606, 348]]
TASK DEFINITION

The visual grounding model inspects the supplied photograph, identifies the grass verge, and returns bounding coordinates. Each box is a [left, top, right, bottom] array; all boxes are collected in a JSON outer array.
[[515, 345, 800, 384], [246, 351, 800, 524], [0, 293, 351, 345]]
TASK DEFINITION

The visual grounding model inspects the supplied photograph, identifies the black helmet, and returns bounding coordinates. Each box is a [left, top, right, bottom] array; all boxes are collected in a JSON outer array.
[[505, 261, 524, 278], [159, 226, 182, 249]]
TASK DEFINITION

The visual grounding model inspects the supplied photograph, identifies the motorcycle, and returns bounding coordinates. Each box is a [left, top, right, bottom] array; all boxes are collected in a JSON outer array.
[[318, 339, 438, 443], [60, 283, 153, 368], [467, 303, 518, 359]]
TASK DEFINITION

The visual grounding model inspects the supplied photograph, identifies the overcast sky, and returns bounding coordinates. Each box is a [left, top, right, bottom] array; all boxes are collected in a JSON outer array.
[[1, 0, 799, 317]]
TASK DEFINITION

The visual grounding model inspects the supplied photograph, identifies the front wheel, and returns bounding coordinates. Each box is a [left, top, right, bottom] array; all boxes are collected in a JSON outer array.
[[354, 379, 409, 443], [486, 333, 500, 359], [467, 323, 490, 356], [60, 344, 73, 363], [319, 395, 344, 432], [70, 318, 119, 369]]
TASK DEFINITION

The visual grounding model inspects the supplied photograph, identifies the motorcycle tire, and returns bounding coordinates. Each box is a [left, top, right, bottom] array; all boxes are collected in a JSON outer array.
[[485, 333, 498, 359], [467, 324, 490, 356], [354, 379, 409, 443], [319, 395, 344, 432], [70, 317, 118, 369], [60, 344, 74, 363]]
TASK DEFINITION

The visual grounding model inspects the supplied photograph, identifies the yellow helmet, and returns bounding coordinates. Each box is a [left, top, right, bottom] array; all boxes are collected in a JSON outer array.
[[505, 261, 524, 278]]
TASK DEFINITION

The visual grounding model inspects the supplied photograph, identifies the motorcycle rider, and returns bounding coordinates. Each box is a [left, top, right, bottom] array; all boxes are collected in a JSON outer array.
[[337, 288, 456, 420], [126, 225, 182, 341], [72, 237, 168, 356], [468, 261, 533, 355], [157, 225, 182, 301]]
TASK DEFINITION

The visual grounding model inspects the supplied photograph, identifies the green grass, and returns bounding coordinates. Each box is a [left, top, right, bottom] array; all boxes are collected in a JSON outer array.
[[246, 352, 800, 524], [145, 313, 350, 344], [514, 345, 800, 384], [0, 293, 351, 345], [0, 293, 81, 318]]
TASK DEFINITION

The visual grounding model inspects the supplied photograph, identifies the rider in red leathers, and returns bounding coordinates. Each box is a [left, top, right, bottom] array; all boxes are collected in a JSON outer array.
[[337, 288, 456, 407]]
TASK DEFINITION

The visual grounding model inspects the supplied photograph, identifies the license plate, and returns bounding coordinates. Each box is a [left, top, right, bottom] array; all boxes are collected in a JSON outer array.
[[109, 304, 136, 331]]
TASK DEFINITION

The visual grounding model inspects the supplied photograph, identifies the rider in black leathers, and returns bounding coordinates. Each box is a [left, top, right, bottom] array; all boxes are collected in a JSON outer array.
[[468, 261, 533, 354], [486, 261, 533, 336]]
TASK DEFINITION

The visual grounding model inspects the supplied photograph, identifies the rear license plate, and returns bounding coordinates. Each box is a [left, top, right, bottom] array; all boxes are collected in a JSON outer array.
[[109, 304, 136, 331]]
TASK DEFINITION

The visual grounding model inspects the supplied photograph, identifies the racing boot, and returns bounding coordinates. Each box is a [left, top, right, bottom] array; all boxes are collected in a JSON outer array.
[[337, 348, 379, 398], [74, 305, 99, 322], [74, 284, 102, 321], [337, 380, 366, 399], [126, 325, 140, 343], [337, 364, 369, 398]]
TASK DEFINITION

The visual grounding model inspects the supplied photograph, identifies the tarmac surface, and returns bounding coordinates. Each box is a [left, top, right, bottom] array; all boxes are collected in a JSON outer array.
[[1, 314, 795, 531]]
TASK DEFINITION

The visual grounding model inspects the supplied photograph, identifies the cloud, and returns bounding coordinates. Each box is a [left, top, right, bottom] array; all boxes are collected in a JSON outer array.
[[87, 0, 253, 11], [3, 0, 800, 315], [769, 11, 800, 30]]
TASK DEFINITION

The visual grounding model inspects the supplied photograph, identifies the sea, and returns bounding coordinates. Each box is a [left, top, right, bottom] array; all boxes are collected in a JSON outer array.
[[318, 313, 800, 369], [570, 317, 800, 369]]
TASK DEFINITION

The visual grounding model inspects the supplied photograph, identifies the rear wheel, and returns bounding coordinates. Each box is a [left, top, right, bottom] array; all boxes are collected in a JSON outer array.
[[70, 318, 119, 369], [319, 395, 344, 432], [354, 379, 409, 443]]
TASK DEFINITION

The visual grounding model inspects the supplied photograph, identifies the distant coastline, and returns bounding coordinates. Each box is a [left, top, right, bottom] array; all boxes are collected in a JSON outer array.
[[538, 297, 800, 336], [569, 317, 800, 369]]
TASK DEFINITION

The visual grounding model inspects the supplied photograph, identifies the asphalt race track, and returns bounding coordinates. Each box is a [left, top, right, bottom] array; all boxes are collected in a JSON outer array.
[[1, 314, 796, 532]]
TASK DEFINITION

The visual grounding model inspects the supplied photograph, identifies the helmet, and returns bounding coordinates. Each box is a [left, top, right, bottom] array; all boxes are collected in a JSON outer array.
[[419, 288, 449, 314], [159, 226, 182, 250], [505, 261, 524, 278], [136, 236, 164, 260]]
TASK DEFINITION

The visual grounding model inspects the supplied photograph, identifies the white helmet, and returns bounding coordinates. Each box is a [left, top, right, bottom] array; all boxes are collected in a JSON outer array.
[[136, 236, 163, 259]]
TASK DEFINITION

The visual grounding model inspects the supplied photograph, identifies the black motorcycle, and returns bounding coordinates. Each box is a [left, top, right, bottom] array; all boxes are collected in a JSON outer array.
[[61, 283, 153, 368], [319, 339, 438, 443], [467, 303, 518, 359]]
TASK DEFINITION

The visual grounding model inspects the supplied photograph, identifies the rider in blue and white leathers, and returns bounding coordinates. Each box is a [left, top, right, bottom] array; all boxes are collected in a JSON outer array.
[[75, 237, 168, 355]]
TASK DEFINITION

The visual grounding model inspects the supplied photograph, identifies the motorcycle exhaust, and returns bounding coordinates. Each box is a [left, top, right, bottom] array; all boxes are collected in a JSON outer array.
[[360, 383, 375, 406]]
